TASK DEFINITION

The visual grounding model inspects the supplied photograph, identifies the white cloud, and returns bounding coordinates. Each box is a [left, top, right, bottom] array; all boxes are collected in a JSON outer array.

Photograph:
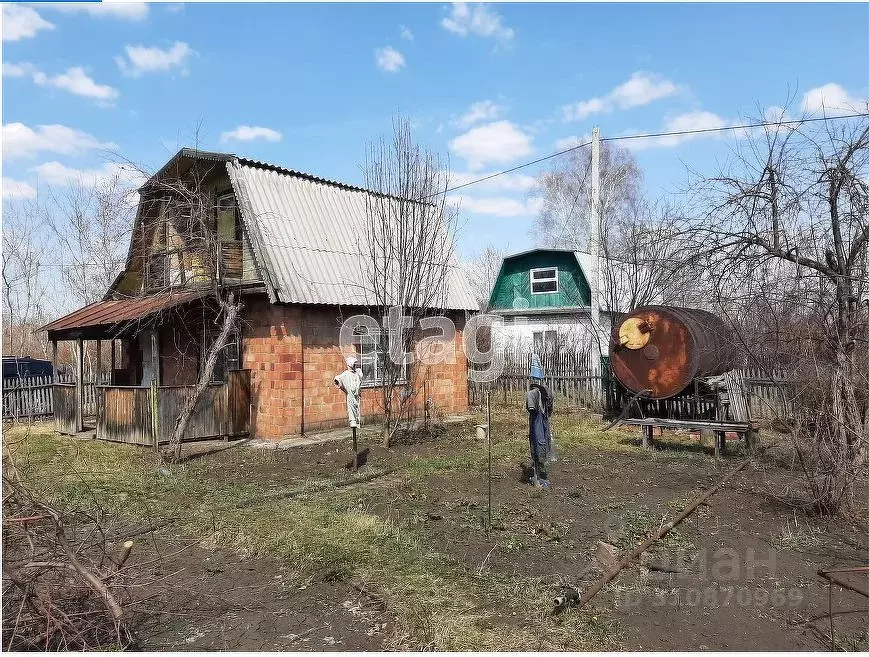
[[450, 194, 543, 218], [562, 72, 680, 122], [2, 61, 39, 77], [375, 46, 405, 73], [452, 100, 504, 129], [167, 4, 186, 15], [2, 4, 54, 41], [801, 83, 866, 116], [400, 24, 414, 41], [219, 125, 283, 144], [40, 67, 119, 102], [116, 41, 194, 77], [619, 111, 730, 151], [448, 170, 538, 193], [2, 123, 117, 160], [2, 178, 37, 200], [449, 120, 533, 171], [30, 161, 145, 188], [46, 2, 149, 20], [441, 3, 514, 43], [3, 62, 118, 103]]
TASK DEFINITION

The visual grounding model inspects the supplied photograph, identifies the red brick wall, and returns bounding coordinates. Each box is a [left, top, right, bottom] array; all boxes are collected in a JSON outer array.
[[241, 296, 470, 439]]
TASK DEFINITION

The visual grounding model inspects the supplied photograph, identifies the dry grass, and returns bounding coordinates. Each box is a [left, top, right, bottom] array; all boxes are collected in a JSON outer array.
[[5, 421, 622, 651]]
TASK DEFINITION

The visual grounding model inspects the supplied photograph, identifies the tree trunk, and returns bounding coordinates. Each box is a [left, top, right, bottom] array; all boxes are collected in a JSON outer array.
[[169, 294, 241, 463]]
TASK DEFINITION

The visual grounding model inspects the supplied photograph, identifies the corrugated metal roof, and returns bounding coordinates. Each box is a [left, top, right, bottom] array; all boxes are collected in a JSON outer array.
[[227, 160, 478, 310], [41, 291, 204, 336]]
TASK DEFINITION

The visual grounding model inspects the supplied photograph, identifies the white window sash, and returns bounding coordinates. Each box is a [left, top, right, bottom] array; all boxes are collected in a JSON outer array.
[[530, 267, 559, 294]]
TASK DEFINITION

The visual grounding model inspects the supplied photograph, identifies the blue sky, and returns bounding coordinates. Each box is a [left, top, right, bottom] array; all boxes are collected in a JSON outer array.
[[3, 1, 868, 259]]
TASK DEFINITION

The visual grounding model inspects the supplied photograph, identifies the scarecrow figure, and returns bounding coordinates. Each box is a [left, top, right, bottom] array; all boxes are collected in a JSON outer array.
[[526, 354, 554, 488], [334, 356, 363, 469]]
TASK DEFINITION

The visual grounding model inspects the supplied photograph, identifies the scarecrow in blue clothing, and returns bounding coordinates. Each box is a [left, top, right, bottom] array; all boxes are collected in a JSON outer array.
[[526, 354, 554, 489]]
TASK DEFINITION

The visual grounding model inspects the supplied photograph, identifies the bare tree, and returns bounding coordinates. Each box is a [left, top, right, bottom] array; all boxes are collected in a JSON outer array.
[[687, 110, 869, 514], [44, 174, 137, 307], [122, 151, 244, 463], [598, 198, 705, 314], [534, 141, 641, 251], [2, 198, 52, 359], [463, 244, 505, 310], [361, 118, 460, 448]]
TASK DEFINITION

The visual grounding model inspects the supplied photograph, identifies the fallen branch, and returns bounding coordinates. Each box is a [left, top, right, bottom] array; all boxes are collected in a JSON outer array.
[[569, 456, 753, 611]]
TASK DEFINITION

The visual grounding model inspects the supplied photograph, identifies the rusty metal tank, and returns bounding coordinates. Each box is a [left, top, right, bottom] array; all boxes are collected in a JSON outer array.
[[609, 305, 738, 399]]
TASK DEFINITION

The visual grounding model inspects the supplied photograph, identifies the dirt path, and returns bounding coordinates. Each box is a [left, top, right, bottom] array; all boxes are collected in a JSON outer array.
[[132, 542, 392, 651]]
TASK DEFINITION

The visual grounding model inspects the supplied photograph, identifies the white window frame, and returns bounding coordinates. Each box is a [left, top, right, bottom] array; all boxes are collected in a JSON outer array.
[[533, 329, 559, 354], [530, 267, 559, 295], [353, 327, 409, 388]]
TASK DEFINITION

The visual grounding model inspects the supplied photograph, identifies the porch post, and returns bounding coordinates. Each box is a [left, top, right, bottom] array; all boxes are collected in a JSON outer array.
[[109, 340, 116, 385], [75, 337, 84, 432], [95, 339, 102, 385], [51, 339, 59, 432], [151, 330, 160, 386], [51, 340, 58, 383]]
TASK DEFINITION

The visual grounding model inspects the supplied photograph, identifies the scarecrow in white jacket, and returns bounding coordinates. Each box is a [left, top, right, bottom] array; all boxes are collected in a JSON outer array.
[[334, 356, 363, 469]]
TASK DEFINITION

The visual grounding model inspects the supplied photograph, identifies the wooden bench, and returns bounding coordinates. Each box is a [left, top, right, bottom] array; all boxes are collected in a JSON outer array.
[[621, 417, 758, 457]]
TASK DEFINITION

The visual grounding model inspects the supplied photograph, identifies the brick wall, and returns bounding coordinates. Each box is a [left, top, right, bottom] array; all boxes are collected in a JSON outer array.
[[240, 295, 470, 439]]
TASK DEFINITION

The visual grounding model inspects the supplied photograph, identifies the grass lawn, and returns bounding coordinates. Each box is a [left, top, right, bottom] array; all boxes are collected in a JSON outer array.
[[4, 409, 866, 651]]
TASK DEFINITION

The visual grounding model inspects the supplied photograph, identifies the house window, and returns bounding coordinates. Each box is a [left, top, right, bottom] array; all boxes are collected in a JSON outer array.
[[205, 329, 241, 384], [530, 267, 559, 294], [215, 191, 240, 241], [352, 326, 409, 387], [533, 330, 559, 355]]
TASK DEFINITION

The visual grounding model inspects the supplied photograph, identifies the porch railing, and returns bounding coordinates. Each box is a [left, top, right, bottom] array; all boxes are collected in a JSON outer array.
[[89, 369, 251, 446], [144, 240, 246, 291]]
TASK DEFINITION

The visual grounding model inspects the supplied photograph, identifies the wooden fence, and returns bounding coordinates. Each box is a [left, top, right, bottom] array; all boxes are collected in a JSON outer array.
[[92, 369, 251, 446], [53, 384, 77, 435], [467, 348, 794, 423], [469, 347, 605, 412], [735, 367, 793, 421], [2, 373, 111, 420]]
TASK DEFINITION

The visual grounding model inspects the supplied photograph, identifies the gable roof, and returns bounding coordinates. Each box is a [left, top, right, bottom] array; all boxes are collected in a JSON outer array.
[[227, 159, 476, 310], [491, 247, 658, 313], [119, 149, 477, 311]]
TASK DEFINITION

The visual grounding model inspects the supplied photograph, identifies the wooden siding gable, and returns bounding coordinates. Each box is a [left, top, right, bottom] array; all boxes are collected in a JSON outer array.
[[488, 250, 591, 311]]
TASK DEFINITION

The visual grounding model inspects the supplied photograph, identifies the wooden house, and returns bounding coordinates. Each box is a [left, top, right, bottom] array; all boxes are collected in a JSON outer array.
[[42, 148, 477, 444]]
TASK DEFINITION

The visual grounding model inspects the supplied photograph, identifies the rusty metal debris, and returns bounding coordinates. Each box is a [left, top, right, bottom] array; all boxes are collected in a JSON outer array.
[[817, 565, 869, 649]]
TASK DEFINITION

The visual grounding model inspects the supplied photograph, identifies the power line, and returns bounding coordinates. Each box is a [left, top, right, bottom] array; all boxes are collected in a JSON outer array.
[[435, 112, 869, 198]]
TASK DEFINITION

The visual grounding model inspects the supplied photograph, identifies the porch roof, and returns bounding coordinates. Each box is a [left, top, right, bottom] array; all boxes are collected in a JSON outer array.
[[41, 291, 205, 341]]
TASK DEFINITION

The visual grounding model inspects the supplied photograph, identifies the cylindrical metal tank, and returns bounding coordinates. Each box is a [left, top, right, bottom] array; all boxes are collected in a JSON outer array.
[[609, 305, 738, 399]]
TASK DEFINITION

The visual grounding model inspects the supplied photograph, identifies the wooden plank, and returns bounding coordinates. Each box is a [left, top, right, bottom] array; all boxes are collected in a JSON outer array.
[[75, 338, 84, 432], [53, 384, 77, 435], [622, 417, 752, 432]]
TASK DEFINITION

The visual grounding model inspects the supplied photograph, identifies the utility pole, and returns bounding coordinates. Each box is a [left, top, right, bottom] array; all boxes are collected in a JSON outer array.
[[590, 127, 602, 350]]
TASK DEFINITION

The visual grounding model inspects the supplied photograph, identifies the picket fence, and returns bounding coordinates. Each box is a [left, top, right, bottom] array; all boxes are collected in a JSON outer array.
[[469, 349, 605, 412], [2, 373, 111, 420]]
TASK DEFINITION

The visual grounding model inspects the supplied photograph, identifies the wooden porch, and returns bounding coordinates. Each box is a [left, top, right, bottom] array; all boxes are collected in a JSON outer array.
[[42, 292, 250, 446], [54, 370, 251, 446]]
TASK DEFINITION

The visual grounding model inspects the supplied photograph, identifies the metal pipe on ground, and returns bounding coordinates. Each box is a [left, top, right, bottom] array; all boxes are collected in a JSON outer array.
[[569, 456, 752, 612]]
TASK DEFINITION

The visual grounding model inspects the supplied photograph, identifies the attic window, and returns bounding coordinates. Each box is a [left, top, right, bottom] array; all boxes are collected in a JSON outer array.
[[530, 267, 558, 294]]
